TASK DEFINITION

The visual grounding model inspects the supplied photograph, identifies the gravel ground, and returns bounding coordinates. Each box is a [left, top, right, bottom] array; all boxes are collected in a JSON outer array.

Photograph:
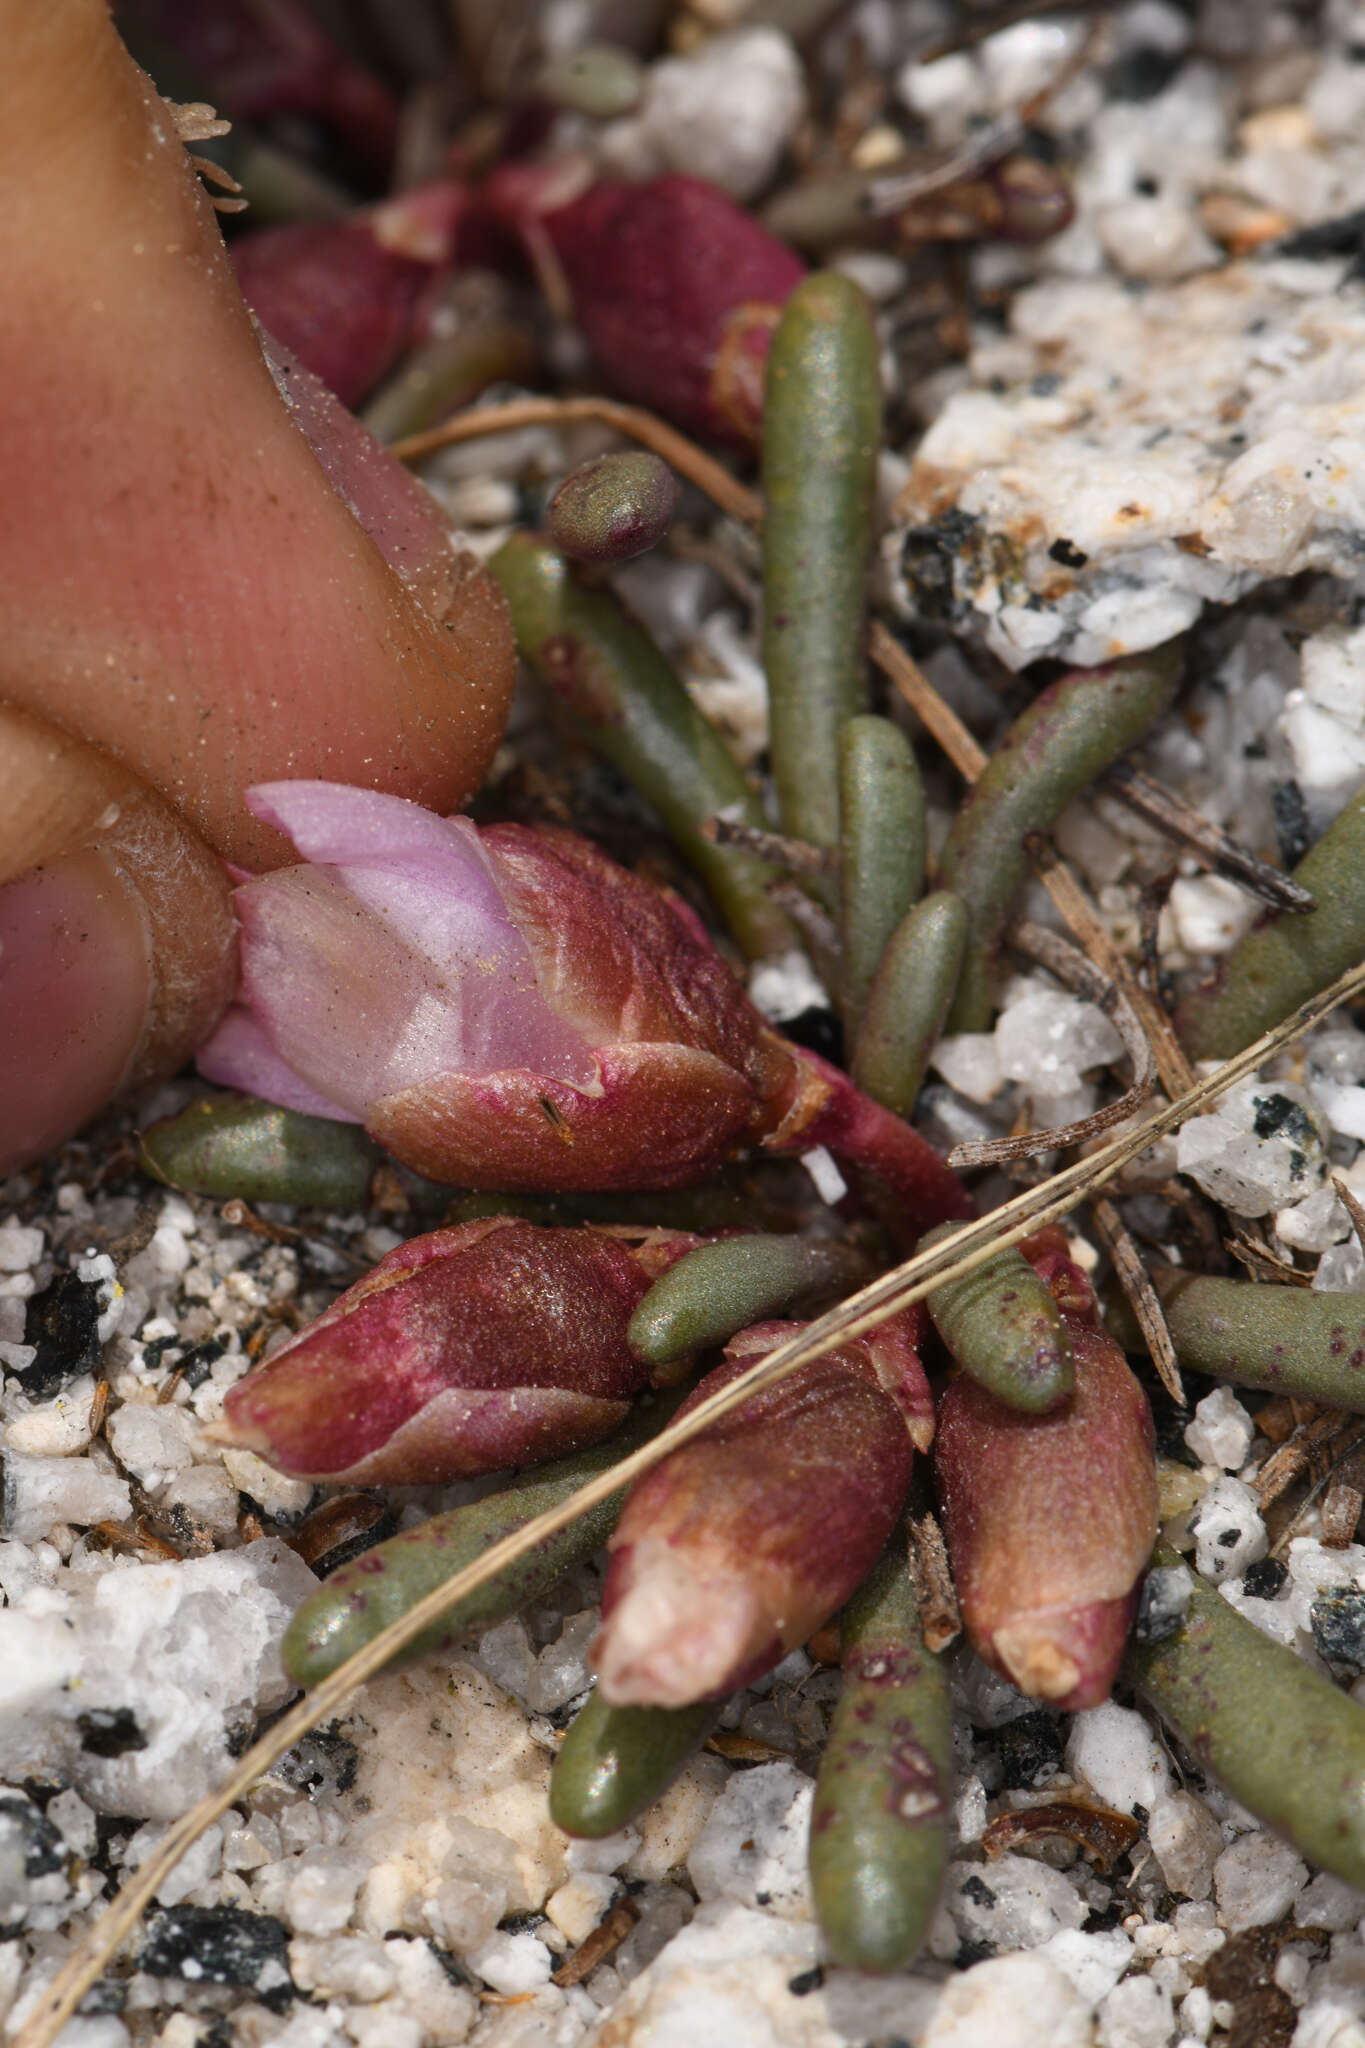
[[13, 4, 1365, 2045]]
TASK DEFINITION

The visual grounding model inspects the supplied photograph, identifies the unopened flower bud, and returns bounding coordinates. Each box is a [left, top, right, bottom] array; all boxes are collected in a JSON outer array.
[[212, 1216, 696, 1483], [232, 183, 466, 406], [591, 1309, 930, 1707], [498, 173, 805, 445], [933, 1229, 1158, 1710]]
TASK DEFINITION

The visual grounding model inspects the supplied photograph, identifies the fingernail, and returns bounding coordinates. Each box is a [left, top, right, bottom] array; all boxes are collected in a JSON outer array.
[[0, 852, 150, 1172]]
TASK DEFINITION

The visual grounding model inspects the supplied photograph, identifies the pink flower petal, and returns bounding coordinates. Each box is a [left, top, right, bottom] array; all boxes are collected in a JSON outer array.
[[196, 1005, 359, 1122], [238, 783, 597, 1099]]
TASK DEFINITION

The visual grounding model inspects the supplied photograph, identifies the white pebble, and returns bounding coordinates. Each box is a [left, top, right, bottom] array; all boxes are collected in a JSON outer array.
[[1277, 1185, 1351, 1253], [289, 1934, 395, 2003], [995, 987, 1123, 1094], [1297, 1870, 1365, 1932], [921, 1951, 1093, 2047], [47, 1788, 97, 1862], [947, 1854, 1088, 1949], [1214, 1833, 1308, 1933], [106, 1403, 196, 1487], [1148, 1791, 1225, 1902], [1067, 1701, 1172, 1812], [0, 1223, 43, 1274], [1183, 1387, 1255, 1472], [2, 1453, 132, 1542], [1177, 1081, 1326, 1219], [932, 1033, 1004, 1104], [287, 1849, 362, 1936], [1037, 1926, 1133, 2004], [4, 1380, 97, 1459], [1097, 1974, 1175, 2048], [596, 30, 804, 203], [748, 948, 827, 1026], [1192, 1477, 1267, 1580], [466, 1928, 554, 1996], [546, 1872, 615, 1946], [687, 1761, 812, 1921], [219, 1447, 313, 1521]]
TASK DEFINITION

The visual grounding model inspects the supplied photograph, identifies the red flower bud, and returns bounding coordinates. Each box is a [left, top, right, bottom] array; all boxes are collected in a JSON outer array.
[[231, 184, 467, 406], [212, 1217, 696, 1483], [514, 173, 805, 446], [933, 1229, 1158, 1710], [591, 1309, 930, 1707]]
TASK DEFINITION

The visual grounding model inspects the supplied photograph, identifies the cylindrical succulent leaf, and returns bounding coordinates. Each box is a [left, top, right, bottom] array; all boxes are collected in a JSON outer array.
[[212, 1216, 697, 1483], [851, 890, 967, 1119], [627, 1232, 869, 1366], [838, 715, 926, 1036], [282, 1389, 689, 1684], [1156, 1274, 1365, 1408], [591, 1311, 929, 1707], [937, 645, 1182, 1032], [809, 1537, 952, 1972], [488, 533, 790, 961], [550, 1693, 718, 1839], [933, 1229, 1158, 1708], [139, 1094, 382, 1208], [921, 1220, 1074, 1413], [762, 272, 880, 873], [1128, 1543, 1365, 1889]]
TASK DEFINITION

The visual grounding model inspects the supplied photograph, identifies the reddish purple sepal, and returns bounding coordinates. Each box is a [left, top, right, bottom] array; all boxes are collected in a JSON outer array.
[[214, 1216, 697, 1483], [591, 1309, 929, 1707], [933, 1228, 1158, 1710]]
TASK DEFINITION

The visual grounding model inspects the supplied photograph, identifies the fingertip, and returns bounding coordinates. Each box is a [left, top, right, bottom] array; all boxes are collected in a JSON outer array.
[[0, 850, 150, 1173]]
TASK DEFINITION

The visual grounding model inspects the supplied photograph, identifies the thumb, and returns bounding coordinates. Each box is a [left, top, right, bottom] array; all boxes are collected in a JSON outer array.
[[0, 705, 236, 1174]]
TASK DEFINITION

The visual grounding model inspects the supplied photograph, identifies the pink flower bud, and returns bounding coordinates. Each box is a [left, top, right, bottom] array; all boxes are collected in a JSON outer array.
[[198, 783, 970, 1225], [212, 1216, 696, 1483], [590, 1310, 930, 1707], [933, 1229, 1158, 1710], [500, 172, 805, 446], [231, 184, 467, 406]]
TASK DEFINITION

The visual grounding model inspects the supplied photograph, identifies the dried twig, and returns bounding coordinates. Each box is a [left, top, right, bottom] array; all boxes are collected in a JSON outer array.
[[1024, 837, 1198, 1104], [24, 956, 1365, 2048], [701, 812, 837, 877], [1091, 1196, 1184, 1404], [1103, 763, 1315, 915], [391, 396, 763, 528], [1321, 1439, 1365, 1548], [551, 1900, 639, 1988], [1225, 1232, 1313, 1287], [1257, 1410, 1355, 1510], [908, 1508, 961, 1652], [947, 920, 1156, 1168], [870, 622, 1195, 1110], [765, 877, 843, 977], [1333, 1175, 1365, 1261], [870, 621, 986, 780]]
